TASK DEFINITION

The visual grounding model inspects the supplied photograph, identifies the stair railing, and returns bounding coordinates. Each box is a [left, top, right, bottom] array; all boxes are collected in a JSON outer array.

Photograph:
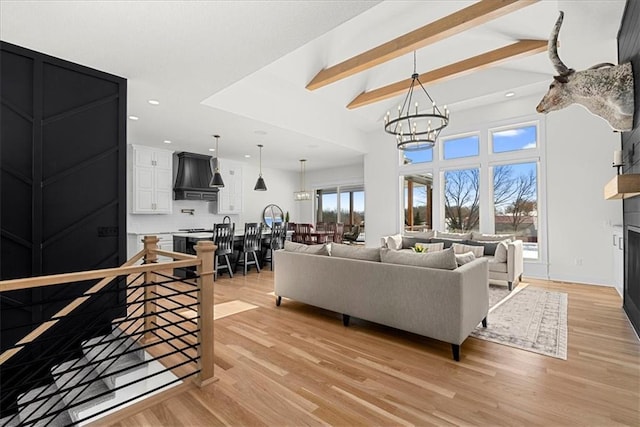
[[0, 236, 216, 426]]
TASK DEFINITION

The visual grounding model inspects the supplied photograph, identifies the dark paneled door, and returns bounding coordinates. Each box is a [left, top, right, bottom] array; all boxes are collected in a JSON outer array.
[[0, 41, 127, 413]]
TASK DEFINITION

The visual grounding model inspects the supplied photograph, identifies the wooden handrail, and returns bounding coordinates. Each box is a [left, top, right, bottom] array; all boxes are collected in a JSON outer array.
[[0, 241, 204, 366], [0, 258, 199, 292]]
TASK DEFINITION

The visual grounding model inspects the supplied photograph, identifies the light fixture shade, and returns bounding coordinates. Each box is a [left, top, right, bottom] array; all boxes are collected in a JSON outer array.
[[210, 134, 225, 188], [210, 171, 225, 188], [293, 191, 311, 201], [254, 176, 267, 191], [294, 159, 310, 201], [254, 144, 267, 191]]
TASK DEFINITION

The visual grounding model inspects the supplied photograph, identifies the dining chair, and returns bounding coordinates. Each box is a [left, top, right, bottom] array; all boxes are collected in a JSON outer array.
[[333, 222, 345, 244], [343, 224, 360, 244], [213, 223, 235, 280], [295, 223, 315, 244], [262, 221, 286, 271], [235, 222, 262, 275]]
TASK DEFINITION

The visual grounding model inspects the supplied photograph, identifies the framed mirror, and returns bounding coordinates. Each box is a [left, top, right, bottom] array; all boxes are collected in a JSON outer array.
[[262, 204, 284, 228]]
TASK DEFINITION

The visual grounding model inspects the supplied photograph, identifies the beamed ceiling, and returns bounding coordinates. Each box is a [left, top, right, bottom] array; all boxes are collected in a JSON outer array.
[[0, 0, 627, 171]]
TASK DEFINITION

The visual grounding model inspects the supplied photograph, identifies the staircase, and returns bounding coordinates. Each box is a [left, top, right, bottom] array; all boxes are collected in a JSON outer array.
[[0, 325, 174, 426]]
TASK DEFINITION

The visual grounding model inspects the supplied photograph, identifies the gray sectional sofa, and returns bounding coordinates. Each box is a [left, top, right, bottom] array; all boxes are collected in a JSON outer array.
[[273, 242, 489, 361], [383, 230, 524, 291]]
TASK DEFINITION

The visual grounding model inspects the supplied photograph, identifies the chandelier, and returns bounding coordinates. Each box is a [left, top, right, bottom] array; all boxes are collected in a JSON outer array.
[[384, 52, 449, 151], [293, 159, 311, 201]]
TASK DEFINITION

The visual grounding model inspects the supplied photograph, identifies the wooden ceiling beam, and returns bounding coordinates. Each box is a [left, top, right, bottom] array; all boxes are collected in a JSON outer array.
[[347, 39, 547, 109], [306, 0, 539, 91]]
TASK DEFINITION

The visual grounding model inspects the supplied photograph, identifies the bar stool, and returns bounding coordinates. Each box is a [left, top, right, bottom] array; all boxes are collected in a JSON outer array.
[[235, 222, 262, 275], [213, 223, 235, 280], [262, 222, 286, 271]]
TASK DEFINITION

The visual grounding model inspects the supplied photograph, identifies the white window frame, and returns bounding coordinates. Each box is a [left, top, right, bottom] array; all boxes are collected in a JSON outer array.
[[398, 114, 547, 267]]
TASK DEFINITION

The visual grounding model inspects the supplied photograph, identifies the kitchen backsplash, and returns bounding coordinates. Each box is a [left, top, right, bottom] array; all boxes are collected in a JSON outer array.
[[127, 200, 240, 233]]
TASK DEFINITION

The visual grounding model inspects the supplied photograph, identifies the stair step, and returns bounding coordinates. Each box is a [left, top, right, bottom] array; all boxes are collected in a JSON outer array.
[[82, 333, 145, 389], [50, 357, 114, 416], [0, 413, 22, 427], [16, 383, 74, 427]]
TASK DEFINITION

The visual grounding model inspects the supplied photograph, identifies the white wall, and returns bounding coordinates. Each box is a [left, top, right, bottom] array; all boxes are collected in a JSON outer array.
[[545, 106, 622, 285], [361, 93, 623, 286]]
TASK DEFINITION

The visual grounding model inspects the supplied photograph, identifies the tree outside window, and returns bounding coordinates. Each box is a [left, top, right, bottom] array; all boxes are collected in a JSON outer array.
[[444, 168, 480, 232]]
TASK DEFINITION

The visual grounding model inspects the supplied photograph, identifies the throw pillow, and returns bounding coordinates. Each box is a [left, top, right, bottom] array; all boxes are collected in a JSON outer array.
[[435, 231, 472, 240], [471, 232, 514, 242], [380, 247, 457, 270], [455, 251, 476, 266], [452, 243, 484, 258], [331, 243, 381, 262], [414, 242, 444, 252], [284, 240, 329, 256], [464, 240, 499, 256], [494, 240, 509, 263], [387, 234, 403, 250]]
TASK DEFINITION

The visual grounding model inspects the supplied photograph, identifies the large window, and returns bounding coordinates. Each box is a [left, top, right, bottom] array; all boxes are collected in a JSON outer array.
[[404, 173, 432, 231], [398, 119, 544, 263], [316, 186, 365, 231], [444, 168, 480, 232]]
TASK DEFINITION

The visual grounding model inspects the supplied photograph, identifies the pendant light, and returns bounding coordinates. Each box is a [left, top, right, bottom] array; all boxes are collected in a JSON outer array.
[[254, 144, 267, 191], [210, 135, 225, 188], [294, 159, 311, 201]]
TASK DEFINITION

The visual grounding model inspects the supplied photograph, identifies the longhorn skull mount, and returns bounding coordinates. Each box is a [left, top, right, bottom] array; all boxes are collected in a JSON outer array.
[[536, 11, 635, 132]]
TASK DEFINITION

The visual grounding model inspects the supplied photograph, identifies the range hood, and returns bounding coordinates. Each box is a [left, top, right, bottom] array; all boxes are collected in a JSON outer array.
[[174, 152, 218, 201], [604, 174, 640, 200]]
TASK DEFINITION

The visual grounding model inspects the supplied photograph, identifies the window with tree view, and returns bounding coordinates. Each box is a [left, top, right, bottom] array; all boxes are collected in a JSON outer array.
[[316, 186, 365, 233], [444, 168, 480, 232]]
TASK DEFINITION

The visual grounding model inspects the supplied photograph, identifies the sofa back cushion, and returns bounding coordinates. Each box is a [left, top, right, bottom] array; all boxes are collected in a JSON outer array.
[[435, 231, 472, 240], [284, 240, 329, 255], [404, 230, 435, 239], [452, 243, 484, 257], [383, 234, 403, 250], [471, 232, 515, 242], [380, 247, 457, 270], [331, 243, 381, 262], [401, 235, 433, 249]]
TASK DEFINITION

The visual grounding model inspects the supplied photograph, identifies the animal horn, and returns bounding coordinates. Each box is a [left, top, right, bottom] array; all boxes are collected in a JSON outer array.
[[548, 11, 572, 76]]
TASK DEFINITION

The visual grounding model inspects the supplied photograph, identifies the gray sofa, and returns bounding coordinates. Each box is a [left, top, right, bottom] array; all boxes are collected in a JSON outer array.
[[274, 246, 489, 361], [384, 231, 524, 290]]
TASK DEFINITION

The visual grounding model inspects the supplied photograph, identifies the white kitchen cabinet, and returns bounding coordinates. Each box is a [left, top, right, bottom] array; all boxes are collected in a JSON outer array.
[[214, 159, 243, 214], [131, 145, 173, 214], [613, 225, 624, 298]]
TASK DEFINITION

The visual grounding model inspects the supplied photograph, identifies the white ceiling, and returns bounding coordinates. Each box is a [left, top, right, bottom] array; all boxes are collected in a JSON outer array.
[[0, 0, 627, 171]]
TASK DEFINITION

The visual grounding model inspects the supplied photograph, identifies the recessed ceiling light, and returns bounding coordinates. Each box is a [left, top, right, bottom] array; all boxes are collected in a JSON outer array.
[[129, 115, 139, 120], [148, 99, 160, 105], [209, 148, 215, 152], [254, 130, 267, 135], [163, 140, 172, 144], [244, 154, 251, 158], [505, 91, 515, 98]]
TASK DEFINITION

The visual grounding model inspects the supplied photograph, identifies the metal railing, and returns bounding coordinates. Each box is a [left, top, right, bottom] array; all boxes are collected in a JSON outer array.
[[0, 236, 216, 426]]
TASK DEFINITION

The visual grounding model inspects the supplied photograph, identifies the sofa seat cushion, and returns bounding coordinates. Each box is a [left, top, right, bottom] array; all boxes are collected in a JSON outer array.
[[331, 243, 381, 262], [485, 256, 508, 273], [380, 247, 457, 270], [284, 241, 329, 255]]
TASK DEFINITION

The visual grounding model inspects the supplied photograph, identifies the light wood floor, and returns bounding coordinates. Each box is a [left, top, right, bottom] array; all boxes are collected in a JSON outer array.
[[95, 271, 640, 426]]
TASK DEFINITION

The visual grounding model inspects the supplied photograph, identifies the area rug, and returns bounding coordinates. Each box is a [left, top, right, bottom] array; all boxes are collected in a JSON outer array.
[[472, 286, 568, 360]]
